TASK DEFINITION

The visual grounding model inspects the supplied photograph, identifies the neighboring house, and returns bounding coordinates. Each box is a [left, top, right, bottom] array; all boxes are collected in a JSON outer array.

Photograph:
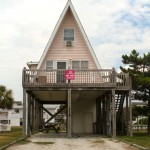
[[132, 100, 148, 126], [43, 105, 58, 123], [22, 1, 132, 138], [0, 110, 11, 131], [132, 100, 148, 107], [11, 101, 58, 126], [11, 101, 23, 126]]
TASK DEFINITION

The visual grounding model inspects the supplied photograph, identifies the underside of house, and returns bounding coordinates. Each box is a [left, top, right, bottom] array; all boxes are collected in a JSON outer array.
[[22, 1, 132, 138]]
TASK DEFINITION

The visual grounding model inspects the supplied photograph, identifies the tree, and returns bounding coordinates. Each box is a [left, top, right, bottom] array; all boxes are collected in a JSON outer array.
[[120, 50, 150, 135], [0, 85, 14, 109]]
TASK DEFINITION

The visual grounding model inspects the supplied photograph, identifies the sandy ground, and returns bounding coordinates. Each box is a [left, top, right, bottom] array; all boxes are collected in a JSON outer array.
[[7, 133, 137, 150]]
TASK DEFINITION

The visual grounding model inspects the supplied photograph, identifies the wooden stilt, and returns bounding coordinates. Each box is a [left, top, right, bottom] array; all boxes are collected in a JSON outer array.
[[35, 100, 38, 133], [106, 93, 111, 136], [112, 90, 116, 138], [96, 98, 102, 134], [126, 94, 129, 135], [39, 104, 43, 131], [23, 89, 27, 137], [99, 98, 102, 134], [33, 99, 36, 134], [27, 94, 31, 136], [121, 107, 124, 135], [36, 101, 39, 133], [129, 91, 133, 137], [96, 99, 98, 133], [31, 99, 34, 134], [34, 100, 36, 133], [102, 96, 105, 135], [41, 104, 44, 130], [67, 89, 71, 139], [30, 97, 33, 134]]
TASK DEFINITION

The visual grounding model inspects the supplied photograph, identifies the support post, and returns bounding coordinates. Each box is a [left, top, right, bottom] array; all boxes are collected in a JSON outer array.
[[27, 94, 31, 136], [67, 89, 71, 139], [99, 98, 102, 134], [102, 96, 106, 135], [121, 107, 124, 135], [35, 100, 38, 133], [96, 98, 102, 134], [23, 89, 27, 137], [112, 90, 116, 138], [129, 91, 133, 137], [30, 98, 33, 133], [34, 100, 36, 133], [39, 104, 43, 131], [31, 99, 33, 134], [32, 99, 35, 134], [36, 101, 39, 133], [106, 93, 111, 136], [126, 94, 129, 135]]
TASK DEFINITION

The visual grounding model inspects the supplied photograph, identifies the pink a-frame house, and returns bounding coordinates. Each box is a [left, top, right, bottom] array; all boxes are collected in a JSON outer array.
[[22, 0, 132, 138]]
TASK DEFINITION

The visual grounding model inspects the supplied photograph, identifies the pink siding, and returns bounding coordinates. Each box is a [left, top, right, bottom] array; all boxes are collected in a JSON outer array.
[[40, 9, 97, 70]]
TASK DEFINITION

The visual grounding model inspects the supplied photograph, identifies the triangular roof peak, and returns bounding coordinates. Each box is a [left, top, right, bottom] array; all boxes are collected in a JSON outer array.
[[37, 0, 101, 69]]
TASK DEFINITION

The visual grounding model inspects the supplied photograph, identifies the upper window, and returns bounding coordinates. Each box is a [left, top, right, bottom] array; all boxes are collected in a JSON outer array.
[[72, 61, 80, 69], [72, 61, 88, 69], [81, 61, 88, 69], [46, 61, 53, 70], [64, 29, 74, 41]]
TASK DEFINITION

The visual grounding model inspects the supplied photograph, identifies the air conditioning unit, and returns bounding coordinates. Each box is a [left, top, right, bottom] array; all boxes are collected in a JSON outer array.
[[65, 41, 72, 46]]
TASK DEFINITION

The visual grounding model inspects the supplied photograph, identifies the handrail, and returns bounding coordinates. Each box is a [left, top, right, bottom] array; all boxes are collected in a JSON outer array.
[[22, 69, 131, 89]]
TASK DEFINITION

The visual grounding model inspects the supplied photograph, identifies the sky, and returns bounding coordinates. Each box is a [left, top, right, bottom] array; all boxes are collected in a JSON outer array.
[[0, 0, 150, 101]]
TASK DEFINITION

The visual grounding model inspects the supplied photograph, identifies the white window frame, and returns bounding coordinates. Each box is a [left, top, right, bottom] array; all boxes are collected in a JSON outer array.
[[56, 60, 68, 69], [72, 60, 89, 69], [64, 29, 74, 41], [46, 60, 54, 70], [81, 61, 88, 69], [72, 61, 80, 69]]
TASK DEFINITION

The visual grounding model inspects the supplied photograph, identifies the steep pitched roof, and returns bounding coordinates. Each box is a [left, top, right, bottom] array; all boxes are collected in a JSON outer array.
[[37, 0, 101, 69]]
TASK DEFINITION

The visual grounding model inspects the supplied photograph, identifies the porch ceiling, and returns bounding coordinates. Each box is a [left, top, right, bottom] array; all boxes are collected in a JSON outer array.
[[31, 90, 105, 104]]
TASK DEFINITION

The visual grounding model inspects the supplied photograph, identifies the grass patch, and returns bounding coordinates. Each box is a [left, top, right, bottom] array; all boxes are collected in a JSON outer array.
[[0, 126, 23, 148], [34, 142, 55, 145], [118, 132, 150, 149]]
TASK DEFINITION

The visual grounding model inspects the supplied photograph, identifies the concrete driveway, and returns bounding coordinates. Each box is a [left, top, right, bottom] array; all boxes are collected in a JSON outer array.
[[7, 133, 137, 150]]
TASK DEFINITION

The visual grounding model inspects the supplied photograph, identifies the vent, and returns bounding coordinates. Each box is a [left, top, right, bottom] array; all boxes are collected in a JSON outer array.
[[65, 41, 72, 46]]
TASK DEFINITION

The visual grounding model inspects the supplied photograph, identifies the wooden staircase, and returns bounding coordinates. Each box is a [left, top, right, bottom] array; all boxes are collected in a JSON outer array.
[[115, 93, 125, 119]]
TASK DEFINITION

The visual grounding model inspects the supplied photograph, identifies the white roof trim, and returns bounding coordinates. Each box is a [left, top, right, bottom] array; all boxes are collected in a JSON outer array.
[[27, 61, 38, 67], [37, 0, 101, 69], [27, 61, 38, 65]]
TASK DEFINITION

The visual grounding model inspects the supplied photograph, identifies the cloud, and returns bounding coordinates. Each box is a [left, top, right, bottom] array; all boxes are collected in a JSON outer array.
[[76, 0, 150, 68]]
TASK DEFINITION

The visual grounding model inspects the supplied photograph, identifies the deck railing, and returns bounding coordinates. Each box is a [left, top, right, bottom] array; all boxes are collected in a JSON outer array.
[[22, 69, 131, 89]]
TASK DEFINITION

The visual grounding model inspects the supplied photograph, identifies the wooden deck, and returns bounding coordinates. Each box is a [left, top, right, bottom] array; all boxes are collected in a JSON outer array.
[[22, 68, 131, 90]]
